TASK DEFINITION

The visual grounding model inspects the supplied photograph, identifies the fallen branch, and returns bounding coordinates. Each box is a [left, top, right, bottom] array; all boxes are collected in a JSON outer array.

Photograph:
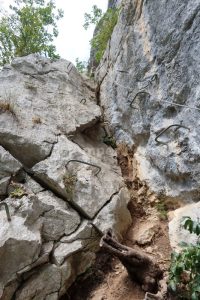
[[100, 229, 163, 293]]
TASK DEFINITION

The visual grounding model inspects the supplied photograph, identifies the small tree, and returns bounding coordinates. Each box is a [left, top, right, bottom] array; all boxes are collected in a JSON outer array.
[[83, 5, 119, 63], [0, 0, 64, 66]]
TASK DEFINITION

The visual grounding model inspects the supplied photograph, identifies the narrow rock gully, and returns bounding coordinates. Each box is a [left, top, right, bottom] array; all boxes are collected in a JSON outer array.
[[63, 145, 173, 300]]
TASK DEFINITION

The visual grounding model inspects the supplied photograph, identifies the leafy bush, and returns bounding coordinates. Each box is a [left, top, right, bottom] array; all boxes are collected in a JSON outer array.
[[0, 0, 63, 66], [84, 5, 119, 63], [169, 217, 200, 299], [83, 5, 103, 30]]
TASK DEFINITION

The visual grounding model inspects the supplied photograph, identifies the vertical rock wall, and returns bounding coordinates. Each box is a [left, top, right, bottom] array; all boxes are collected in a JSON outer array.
[[96, 0, 200, 202]]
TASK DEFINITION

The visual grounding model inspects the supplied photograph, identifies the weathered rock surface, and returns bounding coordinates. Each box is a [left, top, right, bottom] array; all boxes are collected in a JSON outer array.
[[0, 214, 41, 298], [0, 54, 131, 299], [132, 220, 160, 246], [96, 0, 200, 202], [2, 0, 198, 295], [16, 264, 62, 300], [94, 187, 132, 239], [0, 54, 100, 167], [0, 146, 22, 197], [33, 135, 123, 218]]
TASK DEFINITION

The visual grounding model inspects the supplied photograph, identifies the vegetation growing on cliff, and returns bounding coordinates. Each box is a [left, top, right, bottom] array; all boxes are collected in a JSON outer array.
[[84, 5, 119, 63], [0, 0, 63, 66]]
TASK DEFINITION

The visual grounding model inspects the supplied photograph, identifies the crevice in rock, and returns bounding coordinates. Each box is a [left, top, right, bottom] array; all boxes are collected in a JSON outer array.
[[92, 186, 124, 220], [23, 167, 91, 220], [183, 4, 200, 31]]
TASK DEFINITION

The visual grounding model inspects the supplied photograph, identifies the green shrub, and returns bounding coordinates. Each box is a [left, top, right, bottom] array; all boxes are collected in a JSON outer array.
[[10, 186, 26, 198], [169, 217, 200, 299], [0, 0, 63, 66], [84, 6, 120, 63], [103, 135, 117, 149]]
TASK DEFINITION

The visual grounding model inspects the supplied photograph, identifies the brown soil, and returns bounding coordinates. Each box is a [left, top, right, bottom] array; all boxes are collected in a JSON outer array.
[[63, 145, 173, 300]]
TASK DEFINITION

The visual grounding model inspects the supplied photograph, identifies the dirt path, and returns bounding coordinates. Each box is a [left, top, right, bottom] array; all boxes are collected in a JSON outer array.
[[64, 146, 173, 300]]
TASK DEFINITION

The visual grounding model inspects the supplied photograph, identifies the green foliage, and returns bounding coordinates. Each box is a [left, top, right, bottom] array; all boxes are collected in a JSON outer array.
[[0, 0, 64, 66], [103, 135, 117, 149], [169, 217, 200, 299], [83, 5, 103, 30], [84, 6, 119, 63], [10, 186, 26, 198], [75, 58, 87, 74], [182, 216, 200, 235]]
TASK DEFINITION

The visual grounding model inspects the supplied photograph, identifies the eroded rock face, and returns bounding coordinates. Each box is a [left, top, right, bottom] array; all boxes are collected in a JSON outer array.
[[96, 0, 200, 202], [0, 54, 100, 167], [0, 54, 131, 299], [0, 215, 41, 298], [33, 135, 123, 218], [0, 146, 22, 197]]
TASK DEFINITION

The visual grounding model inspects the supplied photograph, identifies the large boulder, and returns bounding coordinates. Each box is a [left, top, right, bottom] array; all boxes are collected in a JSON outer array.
[[0, 54, 131, 299], [32, 135, 123, 218], [0, 54, 100, 167]]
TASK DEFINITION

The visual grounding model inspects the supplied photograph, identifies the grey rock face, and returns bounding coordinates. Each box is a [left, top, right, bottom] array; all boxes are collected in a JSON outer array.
[[94, 187, 132, 239], [0, 54, 131, 299], [0, 146, 22, 197], [0, 214, 41, 298], [0, 54, 100, 167], [33, 135, 123, 218], [96, 0, 200, 201], [108, 0, 121, 9], [38, 191, 80, 241], [15, 264, 62, 300]]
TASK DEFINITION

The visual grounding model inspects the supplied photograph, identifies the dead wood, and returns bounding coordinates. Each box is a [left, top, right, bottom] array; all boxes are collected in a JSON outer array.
[[100, 229, 163, 293]]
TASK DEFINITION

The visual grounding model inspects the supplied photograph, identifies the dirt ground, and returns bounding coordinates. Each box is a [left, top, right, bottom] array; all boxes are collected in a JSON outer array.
[[63, 146, 173, 300]]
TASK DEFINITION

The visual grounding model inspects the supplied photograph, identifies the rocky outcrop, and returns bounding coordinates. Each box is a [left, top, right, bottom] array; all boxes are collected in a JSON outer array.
[[1, 0, 200, 297], [0, 55, 100, 167], [96, 0, 200, 203], [0, 54, 131, 299]]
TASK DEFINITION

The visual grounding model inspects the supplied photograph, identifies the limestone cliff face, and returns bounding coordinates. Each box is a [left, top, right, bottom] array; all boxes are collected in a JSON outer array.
[[0, 0, 200, 298], [0, 55, 131, 299], [96, 0, 200, 202]]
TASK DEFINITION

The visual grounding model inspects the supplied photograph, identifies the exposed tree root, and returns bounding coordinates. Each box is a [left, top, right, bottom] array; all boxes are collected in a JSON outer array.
[[144, 275, 171, 299], [100, 229, 163, 293]]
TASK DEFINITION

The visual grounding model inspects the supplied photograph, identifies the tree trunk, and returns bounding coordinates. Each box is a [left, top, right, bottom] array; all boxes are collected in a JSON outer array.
[[100, 229, 163, 293]]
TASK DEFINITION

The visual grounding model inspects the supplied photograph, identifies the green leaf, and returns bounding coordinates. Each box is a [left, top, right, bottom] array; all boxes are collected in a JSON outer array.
[[0, 0, 63, 66]]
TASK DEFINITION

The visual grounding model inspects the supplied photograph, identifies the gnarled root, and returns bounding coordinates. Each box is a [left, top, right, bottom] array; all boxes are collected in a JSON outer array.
[[100, 229, 163, 293], [144, 275, 171, 300]]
